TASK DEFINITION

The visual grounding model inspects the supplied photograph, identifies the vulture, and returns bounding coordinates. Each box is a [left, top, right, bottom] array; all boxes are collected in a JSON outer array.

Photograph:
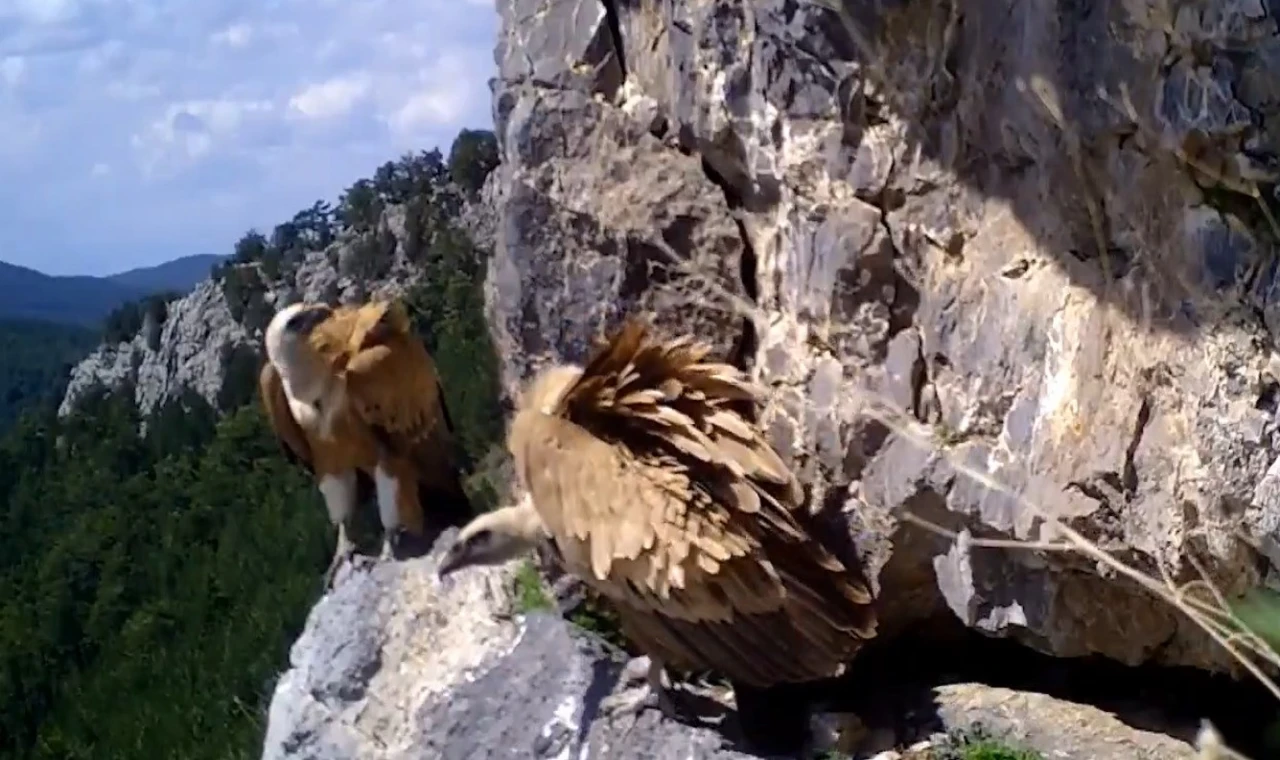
[[437, 318, 878, 753], [261, 299, 474, 587]]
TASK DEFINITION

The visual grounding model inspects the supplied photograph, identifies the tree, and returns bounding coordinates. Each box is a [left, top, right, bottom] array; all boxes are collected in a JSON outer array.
[[337, 179, 381, 232], [448, 128, 500, 197], [271, 221, 302, 254], [294, 200, 335, 248], [232, 230, 268, 264]]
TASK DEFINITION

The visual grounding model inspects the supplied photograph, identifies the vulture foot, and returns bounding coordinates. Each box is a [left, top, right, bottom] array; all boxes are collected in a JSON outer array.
[[599, 656, 680, 721], [378, 538, 396, 562], [323, 527, 358, 590]]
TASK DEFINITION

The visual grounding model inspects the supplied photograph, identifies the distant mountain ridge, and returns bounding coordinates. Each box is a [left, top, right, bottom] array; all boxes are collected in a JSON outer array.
[[0, 254, 225, 327], [106, 254, 226, 293]]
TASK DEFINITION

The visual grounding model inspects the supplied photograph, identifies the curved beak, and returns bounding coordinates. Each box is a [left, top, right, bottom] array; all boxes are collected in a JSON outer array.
[[436, 540, 470, 579], [288, 305, 333, 336]]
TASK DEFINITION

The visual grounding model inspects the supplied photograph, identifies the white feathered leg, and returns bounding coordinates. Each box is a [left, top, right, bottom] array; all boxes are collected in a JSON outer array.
[[373, 462, 401, 561], [318, 472, 358, 589]]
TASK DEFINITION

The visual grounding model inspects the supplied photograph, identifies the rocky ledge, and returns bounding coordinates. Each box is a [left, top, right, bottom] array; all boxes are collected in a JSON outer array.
[[260, 534, 1211, 760]]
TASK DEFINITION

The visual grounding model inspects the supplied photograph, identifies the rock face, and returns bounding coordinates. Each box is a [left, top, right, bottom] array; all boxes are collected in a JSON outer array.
[[59, 279, 250, 417], [261, 534, 756, 760], [485, 0, 1280, 676]]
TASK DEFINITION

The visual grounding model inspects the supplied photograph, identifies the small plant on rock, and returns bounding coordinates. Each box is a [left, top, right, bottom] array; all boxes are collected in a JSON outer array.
[[934, 724, 1043, 760]]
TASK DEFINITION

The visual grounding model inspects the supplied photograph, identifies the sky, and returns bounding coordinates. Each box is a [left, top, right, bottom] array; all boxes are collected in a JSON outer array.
[[0, 0, 499, 276]]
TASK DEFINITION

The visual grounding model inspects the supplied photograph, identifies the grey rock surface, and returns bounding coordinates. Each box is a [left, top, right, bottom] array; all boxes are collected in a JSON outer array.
[[260, 534, 1224, 760], [261, 533, 754, 760], [927, 683, 1200, 760], [483, 0, 1280, 676]]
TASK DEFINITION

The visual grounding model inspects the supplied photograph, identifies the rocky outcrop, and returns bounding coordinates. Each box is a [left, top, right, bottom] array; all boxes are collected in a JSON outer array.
[[261, 533, 1208, 760], [261, 534, 760, 760], [59, 206, 442, 418], [483, 0, 1280, 679], [59, 279, 249, 417]]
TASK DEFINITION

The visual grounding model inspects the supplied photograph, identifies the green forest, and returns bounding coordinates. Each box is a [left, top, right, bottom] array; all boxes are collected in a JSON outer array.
[[0, 320, 97, 434], [0, 128, 504, 760]]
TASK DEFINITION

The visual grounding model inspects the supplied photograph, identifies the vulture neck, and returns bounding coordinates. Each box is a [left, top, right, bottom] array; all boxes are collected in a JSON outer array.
[[498, 499, 546, 546], [273, 347, 342, 435], [274, 346, 330, 406]]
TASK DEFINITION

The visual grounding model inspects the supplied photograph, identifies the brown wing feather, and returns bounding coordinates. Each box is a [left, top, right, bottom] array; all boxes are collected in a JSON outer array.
[[307, 306, 363, 371], [340, 303, 473, 528], [258, 361, 314, 472], [510, 318, 877, 688], [342, 328, 449, 457]]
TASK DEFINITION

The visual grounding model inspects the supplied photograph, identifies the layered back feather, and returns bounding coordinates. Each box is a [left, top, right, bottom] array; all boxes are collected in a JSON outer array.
[[510, 317, 877, 688], [556, 319, 803, 508]]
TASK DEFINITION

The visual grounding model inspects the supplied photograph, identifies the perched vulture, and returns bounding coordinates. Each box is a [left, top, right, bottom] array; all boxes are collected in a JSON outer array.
[[437, 318, 878, 753], [261, 299, 474, 587]]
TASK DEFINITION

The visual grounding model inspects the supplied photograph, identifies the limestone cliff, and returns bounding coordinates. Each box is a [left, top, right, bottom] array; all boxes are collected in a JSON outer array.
[[485, 0, 1280, 672]]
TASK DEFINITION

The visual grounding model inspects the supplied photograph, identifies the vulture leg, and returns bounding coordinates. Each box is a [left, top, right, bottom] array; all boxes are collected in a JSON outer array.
[[319, 471, 359, 590], [373, 460, 404, 562], [378, 534, 397, 561], [323, 522, 357, 590], [598, 655, 679, 720]]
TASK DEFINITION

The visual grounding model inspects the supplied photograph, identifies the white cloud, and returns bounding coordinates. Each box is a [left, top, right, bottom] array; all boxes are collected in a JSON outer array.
[[132, 97, 275, 175], [384, 50, 487, 136], [210, 23, 253, 48], [0, 0, 501, 275], [0, 56, 25, 85], [209, 21, 296, 49], [388, 85, 468, 133], [288, 74, 371, 120], [6, 0, 79, 25]]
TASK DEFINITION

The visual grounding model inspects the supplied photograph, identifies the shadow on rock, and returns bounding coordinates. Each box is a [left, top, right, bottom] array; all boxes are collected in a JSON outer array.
[[820, 614, 1280, 758]]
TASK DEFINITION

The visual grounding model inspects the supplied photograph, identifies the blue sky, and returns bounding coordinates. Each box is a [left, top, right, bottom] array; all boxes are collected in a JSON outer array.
[[0, 0, 499, 276]]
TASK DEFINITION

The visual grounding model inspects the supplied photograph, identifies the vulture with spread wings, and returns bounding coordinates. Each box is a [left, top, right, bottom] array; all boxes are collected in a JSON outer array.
[[438, 318, 877, 753]]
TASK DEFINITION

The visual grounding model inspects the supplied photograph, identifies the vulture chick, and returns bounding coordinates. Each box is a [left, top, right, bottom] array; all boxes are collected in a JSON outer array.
[[262, 300, 474, 587], [437, 318, 878, 753]]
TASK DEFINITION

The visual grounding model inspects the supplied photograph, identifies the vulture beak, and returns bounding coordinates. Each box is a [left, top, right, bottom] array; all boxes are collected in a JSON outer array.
[[436, 538, 472, 579], [285, 305, 333, 336]]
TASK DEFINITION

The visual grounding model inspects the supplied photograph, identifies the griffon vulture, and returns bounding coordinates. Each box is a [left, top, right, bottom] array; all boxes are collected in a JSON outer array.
[[261, 299, 474, 587], [436, 318, 878, 753]]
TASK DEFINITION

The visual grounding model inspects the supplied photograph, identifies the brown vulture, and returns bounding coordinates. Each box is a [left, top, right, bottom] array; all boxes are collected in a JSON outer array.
[[261, 299, 473, 587], [437, 317, 877, 753]]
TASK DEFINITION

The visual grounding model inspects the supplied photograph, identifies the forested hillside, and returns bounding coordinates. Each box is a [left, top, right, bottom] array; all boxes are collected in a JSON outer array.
[[0, 127, 504, 760], [0, 320, 97, 433]]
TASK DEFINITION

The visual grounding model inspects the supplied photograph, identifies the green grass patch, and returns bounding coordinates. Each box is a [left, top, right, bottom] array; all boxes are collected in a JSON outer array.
[[511, 559, 553, 613], [936, 725, 1043, 760], [567, 590, 630, 652]]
